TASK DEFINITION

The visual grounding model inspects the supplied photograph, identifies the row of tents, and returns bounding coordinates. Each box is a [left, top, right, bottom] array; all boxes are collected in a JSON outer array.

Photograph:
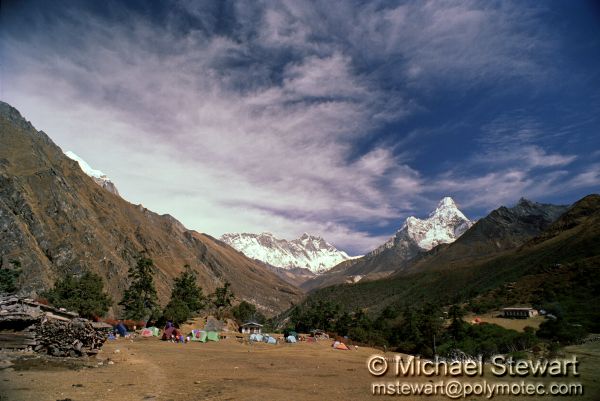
[[249, 333, 298, 344], [139, 326, 220, 343], [190, 329, 220, 342], [249, 333, 276, 344]]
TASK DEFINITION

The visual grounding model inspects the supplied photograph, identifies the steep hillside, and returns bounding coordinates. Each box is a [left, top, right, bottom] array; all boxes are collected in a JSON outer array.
[[0, 102, 302, 315], [303, 195, 598, 320]]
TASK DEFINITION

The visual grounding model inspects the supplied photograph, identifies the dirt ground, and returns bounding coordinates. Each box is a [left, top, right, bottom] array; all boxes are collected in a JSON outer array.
[[1, 337, 598, 401]]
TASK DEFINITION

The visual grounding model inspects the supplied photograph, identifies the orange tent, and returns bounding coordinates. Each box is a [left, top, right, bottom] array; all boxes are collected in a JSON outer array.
[[333, 341, 350, 350]]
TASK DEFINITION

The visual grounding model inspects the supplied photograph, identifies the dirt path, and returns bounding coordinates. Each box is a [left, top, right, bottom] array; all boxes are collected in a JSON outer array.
[[1, 338, 599, 400]]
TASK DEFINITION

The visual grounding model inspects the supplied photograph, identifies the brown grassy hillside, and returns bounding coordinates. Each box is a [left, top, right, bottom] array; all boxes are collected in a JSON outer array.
[[0, 102, 302, 315]]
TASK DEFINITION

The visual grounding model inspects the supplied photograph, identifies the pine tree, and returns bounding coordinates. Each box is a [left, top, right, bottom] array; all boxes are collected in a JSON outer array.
[[162, 265, 206, 324], [447, 305, 467, 341], [171, 265, 206, 312], [211, 281, 234, 309], [210, 281, 234, 319], [119, 256, 159, 321]]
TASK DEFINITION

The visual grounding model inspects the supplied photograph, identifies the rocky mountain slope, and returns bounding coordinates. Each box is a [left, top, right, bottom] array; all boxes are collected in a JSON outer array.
[[303, 194, 599, 322], [64, 151, 120, 196], [398, 197, 570, 273], [220, 232, 355, 274], [0, 102, 302, 315], [303, 197, 473, 289]]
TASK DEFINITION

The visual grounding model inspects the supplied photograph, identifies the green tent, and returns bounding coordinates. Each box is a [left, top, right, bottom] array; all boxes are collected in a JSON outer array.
[[190, 330, 207, 342], [148, 326, 160, 337], [206, 331, 219, 342]]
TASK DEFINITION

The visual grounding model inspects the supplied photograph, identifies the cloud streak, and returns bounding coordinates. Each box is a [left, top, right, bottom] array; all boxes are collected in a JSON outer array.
[[1, 0, 598, 253]]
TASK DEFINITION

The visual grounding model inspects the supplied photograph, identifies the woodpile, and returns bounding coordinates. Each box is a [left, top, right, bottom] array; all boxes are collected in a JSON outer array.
[[0, 296, 112, 357]]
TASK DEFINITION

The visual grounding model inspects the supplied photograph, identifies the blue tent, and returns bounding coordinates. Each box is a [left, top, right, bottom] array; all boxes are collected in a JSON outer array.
[[286, 335, 297, 343], [250, 333, 263, 342], [264, 336, 277, 344]]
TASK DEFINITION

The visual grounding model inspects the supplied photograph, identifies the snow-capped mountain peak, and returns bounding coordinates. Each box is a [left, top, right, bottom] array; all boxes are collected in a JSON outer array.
[[429, 196, 468, 221], [370, 196, 473, 256], [65, 151, 120, 196], [403, 197, 472, 250], [220, 232, 354, 274]]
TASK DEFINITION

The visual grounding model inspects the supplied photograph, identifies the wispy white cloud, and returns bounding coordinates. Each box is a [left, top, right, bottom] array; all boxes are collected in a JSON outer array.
[[1, 0, 594, 254]]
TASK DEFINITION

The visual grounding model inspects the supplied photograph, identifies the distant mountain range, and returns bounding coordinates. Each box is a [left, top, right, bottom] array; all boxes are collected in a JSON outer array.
[[220, 232, 357, 274], [0, 101, 301, 315], [303, 196, 474, 289], [299, 193, 600, 333]]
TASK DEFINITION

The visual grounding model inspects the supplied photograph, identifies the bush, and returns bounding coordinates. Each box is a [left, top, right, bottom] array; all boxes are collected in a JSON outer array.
[[162, 299, 191, 325], [537, 319, 587, 345], [231, 301, 265, 324], [0, 260, 21, 294], [43, 271, 112, 319]]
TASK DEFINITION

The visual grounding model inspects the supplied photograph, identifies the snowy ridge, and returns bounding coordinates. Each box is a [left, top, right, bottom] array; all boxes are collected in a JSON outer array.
[[220, 232, 356, 274], [65, 151, 120, 196], [370, 197, 473, 255]]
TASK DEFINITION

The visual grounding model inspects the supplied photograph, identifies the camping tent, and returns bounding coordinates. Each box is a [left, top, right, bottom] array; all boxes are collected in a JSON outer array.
[[142, 327, 160, 337], [206, 331, 219, 342], [286, 335, 297, 343], [332, 341, 350, 350], [140, 328, 154, 337], [263, 336, 277, 345], [147, 326, 160, 336], [250, 333, 263, 342], [162, 326, 182, 341], [190, 330, 207, 342]]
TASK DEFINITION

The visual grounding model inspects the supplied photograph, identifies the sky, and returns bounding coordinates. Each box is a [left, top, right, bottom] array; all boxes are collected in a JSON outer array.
[[1, 0, 599, 255]]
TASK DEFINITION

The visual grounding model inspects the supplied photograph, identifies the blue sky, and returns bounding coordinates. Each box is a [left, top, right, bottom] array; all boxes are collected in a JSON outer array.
[[1, 0, 599, 254]]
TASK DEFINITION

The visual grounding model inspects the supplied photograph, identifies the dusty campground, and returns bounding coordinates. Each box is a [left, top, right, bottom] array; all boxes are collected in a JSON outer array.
[[1, 338, 599, 401]]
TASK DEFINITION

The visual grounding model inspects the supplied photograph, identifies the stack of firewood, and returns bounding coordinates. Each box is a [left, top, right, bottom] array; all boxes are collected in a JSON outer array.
[[34, 317, 112, 357], [0, 296, 111, 356]]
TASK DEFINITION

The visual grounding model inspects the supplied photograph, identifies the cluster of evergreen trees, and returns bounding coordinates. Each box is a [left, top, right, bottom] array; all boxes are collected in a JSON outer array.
[[40, 255, 245, 326], [288, 300, 586, 358]]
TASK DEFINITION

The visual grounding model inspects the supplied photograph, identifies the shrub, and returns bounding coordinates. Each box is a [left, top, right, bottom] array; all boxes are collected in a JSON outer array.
[[162, 299, 191, 325], [0, 260, 21, 294], [231, 301, 265, 324], [43, 271, 112, 319]]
